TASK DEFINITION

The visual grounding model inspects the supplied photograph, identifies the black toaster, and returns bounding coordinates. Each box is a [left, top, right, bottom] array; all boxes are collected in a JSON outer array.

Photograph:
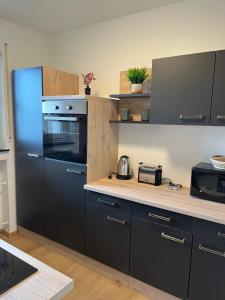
[[138, 163, 162, 186]]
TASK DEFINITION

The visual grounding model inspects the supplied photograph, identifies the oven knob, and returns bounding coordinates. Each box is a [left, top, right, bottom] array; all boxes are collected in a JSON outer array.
[[66, 105, 73, 110], [53, 105, 59, 110]]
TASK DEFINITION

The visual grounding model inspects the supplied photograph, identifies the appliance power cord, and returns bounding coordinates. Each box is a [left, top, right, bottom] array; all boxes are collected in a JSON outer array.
[[162, 178, 182, 190]]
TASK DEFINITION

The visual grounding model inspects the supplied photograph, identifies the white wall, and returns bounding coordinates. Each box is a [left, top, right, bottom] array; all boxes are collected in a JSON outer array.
[[0, 18, 50, 232], [50, 0, 225, 186]]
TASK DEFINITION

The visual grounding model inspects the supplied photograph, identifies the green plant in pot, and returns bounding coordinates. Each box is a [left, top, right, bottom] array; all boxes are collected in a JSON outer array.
[[127, 67, 148, 94]]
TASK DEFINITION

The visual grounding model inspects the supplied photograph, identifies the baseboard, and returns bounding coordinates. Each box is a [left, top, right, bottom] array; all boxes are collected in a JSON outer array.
[[0, 229, 18, 238], [18, 227, 180, 300]]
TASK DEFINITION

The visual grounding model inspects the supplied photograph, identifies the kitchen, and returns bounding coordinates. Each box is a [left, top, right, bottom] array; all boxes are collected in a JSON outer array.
[[0, 0, 225, 299]]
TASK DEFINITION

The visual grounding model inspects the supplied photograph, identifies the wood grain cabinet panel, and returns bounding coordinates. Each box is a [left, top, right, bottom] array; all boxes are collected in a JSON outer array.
[[42, 66, 79, 96], [150, 52, 215, 125]]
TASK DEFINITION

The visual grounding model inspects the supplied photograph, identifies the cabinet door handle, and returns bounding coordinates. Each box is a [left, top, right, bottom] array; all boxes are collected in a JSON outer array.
[[66, 168, 83, 175], [161, 232, 185, 244], [198, 244, 225, 257], [148, 212, 171, 222], [180, 114, 204, 120], [218, 232, 225, 238], [27, 153, 42, 158], [107, 216, 126, 225], [97, 198, 116, 207], [216, 115, 225, 120]]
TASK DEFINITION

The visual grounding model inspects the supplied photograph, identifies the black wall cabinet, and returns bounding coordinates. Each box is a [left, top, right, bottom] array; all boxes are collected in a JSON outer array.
[[130, 203, 192, 299], [211, 50, 225, 125], [188, 219, 225, 300], [150, 52, 215, 125], [86, 191, 131, 273], [13, 67, 45, 235], [44, 158, 86, 253]]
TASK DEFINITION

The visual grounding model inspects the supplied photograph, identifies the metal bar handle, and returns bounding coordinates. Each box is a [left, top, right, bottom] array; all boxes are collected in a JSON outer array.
[[107, 216, 126, 225], [44, 116, 78, 122], [27, 153, 41, 158], [199, 244, 225, 257], [161, 232, 185, 244], [180, 114, 204, 120], [216, 115, 225, 120], [148, 212, 171, 222], [66, 168, 83, 175], [97, 198, 116, 207], [218, 232, 225, 238]]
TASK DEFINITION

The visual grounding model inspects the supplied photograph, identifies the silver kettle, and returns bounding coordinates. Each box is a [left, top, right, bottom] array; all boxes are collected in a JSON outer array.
[[116, 155, 132, 180]]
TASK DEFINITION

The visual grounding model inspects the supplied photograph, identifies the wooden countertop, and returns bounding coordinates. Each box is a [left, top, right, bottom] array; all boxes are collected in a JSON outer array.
[[0, 239, 73, 300], [84, 177, 225, 225]]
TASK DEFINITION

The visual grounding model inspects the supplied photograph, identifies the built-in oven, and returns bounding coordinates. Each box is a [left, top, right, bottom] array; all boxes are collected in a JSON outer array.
[[42, 97, 87, 164]]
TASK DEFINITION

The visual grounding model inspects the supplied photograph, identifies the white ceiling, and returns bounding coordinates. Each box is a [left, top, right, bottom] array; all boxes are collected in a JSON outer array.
[[0, 0, 188, 35]]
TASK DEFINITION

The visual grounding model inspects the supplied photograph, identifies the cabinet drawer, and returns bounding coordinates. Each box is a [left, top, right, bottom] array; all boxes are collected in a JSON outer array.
[[86, 203, 131, 273], [86, 191, 131, 216], [193, 219, 225, 251], [130, 217, 192, 299], [132, 202, 193, 231]]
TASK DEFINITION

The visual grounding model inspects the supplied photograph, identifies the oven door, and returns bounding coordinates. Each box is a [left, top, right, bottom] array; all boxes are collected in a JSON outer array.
[[43, 114, 87, 164]]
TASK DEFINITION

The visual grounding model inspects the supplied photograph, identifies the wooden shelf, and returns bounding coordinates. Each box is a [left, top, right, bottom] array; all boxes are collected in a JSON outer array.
[[110, 93, 151, 99], [109, 120, 149, 124]]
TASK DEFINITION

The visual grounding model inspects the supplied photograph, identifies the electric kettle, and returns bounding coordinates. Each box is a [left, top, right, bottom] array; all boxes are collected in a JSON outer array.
[[116, 155, 132, 180]]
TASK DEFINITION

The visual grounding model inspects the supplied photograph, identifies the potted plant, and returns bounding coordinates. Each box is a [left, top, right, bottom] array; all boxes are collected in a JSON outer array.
[[81, 72, 96, 95], [127, 67, 148, 94]]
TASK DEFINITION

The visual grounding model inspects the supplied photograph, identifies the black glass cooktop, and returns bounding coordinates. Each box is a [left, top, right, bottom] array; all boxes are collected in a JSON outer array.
[[0, 247, 38, 295]]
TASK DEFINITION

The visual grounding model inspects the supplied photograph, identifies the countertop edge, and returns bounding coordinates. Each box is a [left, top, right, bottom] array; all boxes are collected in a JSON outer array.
[[84, 184, 225, 226]]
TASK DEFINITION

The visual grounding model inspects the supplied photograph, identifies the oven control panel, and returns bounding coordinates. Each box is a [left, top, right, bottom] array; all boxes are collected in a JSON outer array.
[[42, 99, 87, 115]]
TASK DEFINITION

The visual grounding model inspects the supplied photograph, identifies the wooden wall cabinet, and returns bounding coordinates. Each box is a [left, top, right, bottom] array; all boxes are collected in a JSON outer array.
[[42, 66, 79, 96]]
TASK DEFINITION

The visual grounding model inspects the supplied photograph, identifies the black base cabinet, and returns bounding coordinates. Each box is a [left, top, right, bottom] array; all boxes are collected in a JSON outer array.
[[130, 203, 193, 299], [13, 67, 45, 236], [188, 219, 225, 300], [15, 154, 44, 235], [44, 158, 86, 253], [86, 191, 131, 274]]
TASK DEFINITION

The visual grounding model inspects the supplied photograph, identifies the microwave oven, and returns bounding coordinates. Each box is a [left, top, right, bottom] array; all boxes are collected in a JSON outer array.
[[191, 162, 225, 204]]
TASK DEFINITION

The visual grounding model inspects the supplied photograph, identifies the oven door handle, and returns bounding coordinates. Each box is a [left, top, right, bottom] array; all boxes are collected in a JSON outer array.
[[43, 116, 78, 122]]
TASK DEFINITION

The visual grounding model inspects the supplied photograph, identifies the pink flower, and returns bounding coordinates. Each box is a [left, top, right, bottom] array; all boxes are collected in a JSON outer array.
[[81, 72, 96, 86]]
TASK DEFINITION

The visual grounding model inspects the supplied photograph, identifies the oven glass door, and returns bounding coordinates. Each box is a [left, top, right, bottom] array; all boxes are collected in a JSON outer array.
[[43, 114, 87, 163]]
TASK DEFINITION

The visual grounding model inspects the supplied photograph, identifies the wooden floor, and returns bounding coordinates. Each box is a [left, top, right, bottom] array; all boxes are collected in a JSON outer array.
[[0, 233, 148, 300]]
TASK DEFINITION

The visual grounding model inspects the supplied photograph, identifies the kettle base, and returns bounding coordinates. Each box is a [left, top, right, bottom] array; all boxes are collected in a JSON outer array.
[[116, 174, 132, 180]]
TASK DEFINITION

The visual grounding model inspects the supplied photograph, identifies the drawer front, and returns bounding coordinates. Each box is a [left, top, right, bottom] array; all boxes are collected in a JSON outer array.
[[189, 218, 225, 300], [132, 202, 193, 231], [86, 203, 131, 273], [86, 191, 131, 216], [193, 219, 225, 252], [130, 217, 192, 299]]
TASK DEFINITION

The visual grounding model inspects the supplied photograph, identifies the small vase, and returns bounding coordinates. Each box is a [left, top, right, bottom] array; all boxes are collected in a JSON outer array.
[[85, 85, 91, 95], [131, 83, 143, 94]]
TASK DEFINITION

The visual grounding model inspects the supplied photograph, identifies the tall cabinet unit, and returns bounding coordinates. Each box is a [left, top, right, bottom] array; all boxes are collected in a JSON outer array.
[[13, 67, 44, 235], [13, 66, 79, 235]]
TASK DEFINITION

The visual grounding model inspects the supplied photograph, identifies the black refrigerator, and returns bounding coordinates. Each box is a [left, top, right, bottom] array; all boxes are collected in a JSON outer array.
[[13, 67, 45, 235]]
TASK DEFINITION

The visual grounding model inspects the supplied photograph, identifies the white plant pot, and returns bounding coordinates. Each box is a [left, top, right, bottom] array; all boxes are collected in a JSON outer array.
[[131, 83, 143, 94]]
